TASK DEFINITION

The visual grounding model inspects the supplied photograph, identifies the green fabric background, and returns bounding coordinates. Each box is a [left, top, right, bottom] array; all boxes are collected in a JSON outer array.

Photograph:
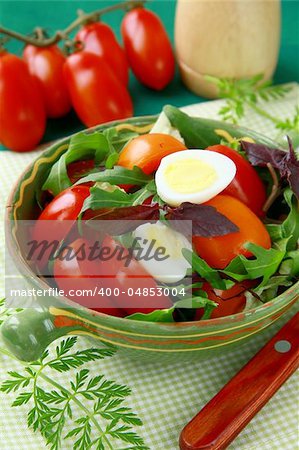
[[0, 0, 298, 150]]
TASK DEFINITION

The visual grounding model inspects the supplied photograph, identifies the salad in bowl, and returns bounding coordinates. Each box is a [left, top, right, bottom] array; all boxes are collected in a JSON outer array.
[[2, 105, 299, 362]]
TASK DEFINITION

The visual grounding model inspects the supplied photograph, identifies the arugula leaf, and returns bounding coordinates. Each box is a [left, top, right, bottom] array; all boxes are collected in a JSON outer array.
[[102, 128, 120, 169], [82, 181, 156, 212], [281, 189, 299, 250], [42, 131, 110, 196], [273, 237, 291, 253], [253, 275, 293, 302], [224, 242, 285, 286], [102, 126, 147, 169], [103, 126, 139, 153], [75, 165, 151, 187], [182, 249, 227, 289], [126, 295, 217, 322], [241, 138, 299, 198], [166, 202, 239, 237], [279, 250, 299, 277], [266, 189, 299, 251], [175, 294, 217, 310], [169, 297, 216, 322], [266, 224, 283, 242], [82, 186, 134, 211], [126, 308, 175, 322]]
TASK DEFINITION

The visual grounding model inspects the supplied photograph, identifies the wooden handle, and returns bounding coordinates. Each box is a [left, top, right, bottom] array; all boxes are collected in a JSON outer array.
[[180, 312, 299, 450]]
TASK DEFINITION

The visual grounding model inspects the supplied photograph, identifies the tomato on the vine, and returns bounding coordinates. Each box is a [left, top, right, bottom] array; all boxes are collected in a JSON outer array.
[[64, 51, 133, 127], [76, 22, 129, 86], [23, 44, 72, 118], [0, 53, 46, 152], [121, 7, 175, 90], [207, 144, 267, 217], [54, 238, 124, 317], [118, 133, 187, 174], [193, 194, 271, 269]]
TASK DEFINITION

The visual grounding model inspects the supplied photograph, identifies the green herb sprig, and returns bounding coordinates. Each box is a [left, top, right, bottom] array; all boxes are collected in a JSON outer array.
[[0, 300, 148, 450], [206, 74, 299, 135]]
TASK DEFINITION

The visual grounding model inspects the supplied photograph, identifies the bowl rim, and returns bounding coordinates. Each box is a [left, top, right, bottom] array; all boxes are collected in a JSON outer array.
[[5, 114, 299, 329]]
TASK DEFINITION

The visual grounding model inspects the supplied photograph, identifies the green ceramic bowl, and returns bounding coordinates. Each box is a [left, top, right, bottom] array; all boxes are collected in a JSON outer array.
[[2, 115, 298, 363]]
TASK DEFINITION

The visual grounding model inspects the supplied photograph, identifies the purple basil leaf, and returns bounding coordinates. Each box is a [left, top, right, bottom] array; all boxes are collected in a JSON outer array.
[[241, 137, 299, 198], [240, 141, 286, 168], [83, 204, 160, 235], [165, 202, 239, 237]]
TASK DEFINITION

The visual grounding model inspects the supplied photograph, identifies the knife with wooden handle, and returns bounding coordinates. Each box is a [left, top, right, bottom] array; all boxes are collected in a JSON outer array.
[[179, 312, 299, 450]]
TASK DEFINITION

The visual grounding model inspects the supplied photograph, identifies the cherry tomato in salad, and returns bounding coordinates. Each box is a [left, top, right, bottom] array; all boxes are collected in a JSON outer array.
[[76, 22, 129, 86], [54, 238, 123, 317], [121, 7, 175, 90], [195, 281, 255, 319], [23, 44, 71, 118], [64, 51, 133, 127], [193, 195, 271, 269], [37, 185, 90, 220], [0, 53, 46, 152], [32, 186, 90, 269], [90, 235, 173, 315], [207, 145, 267, 217], [118, 133, 187, 174]]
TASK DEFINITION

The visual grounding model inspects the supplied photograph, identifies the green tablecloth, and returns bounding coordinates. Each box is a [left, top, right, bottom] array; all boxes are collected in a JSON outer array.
[[0, 0, 299, 150], [0, 87, 298, 449]]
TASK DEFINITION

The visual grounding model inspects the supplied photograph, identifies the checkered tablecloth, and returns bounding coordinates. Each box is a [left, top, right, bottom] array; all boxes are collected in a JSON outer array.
[[0, 87, 298, 450]]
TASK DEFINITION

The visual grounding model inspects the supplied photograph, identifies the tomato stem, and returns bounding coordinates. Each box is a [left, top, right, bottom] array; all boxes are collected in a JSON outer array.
[[0, 0, 146, 47], [34, 27, 46, 41], [0, 35, 10, 49]]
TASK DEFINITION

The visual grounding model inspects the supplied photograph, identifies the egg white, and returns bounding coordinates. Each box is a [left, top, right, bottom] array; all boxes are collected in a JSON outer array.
[[155, 149, 236, 207], [132, 221, 192, 283]]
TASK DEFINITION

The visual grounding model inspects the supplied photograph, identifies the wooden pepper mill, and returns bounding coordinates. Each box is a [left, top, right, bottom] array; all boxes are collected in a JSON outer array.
[[175, 0, 281, 98]]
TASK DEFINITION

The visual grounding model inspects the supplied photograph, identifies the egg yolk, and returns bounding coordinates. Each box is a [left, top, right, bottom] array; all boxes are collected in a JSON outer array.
[[164, 159, 217, 194]]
